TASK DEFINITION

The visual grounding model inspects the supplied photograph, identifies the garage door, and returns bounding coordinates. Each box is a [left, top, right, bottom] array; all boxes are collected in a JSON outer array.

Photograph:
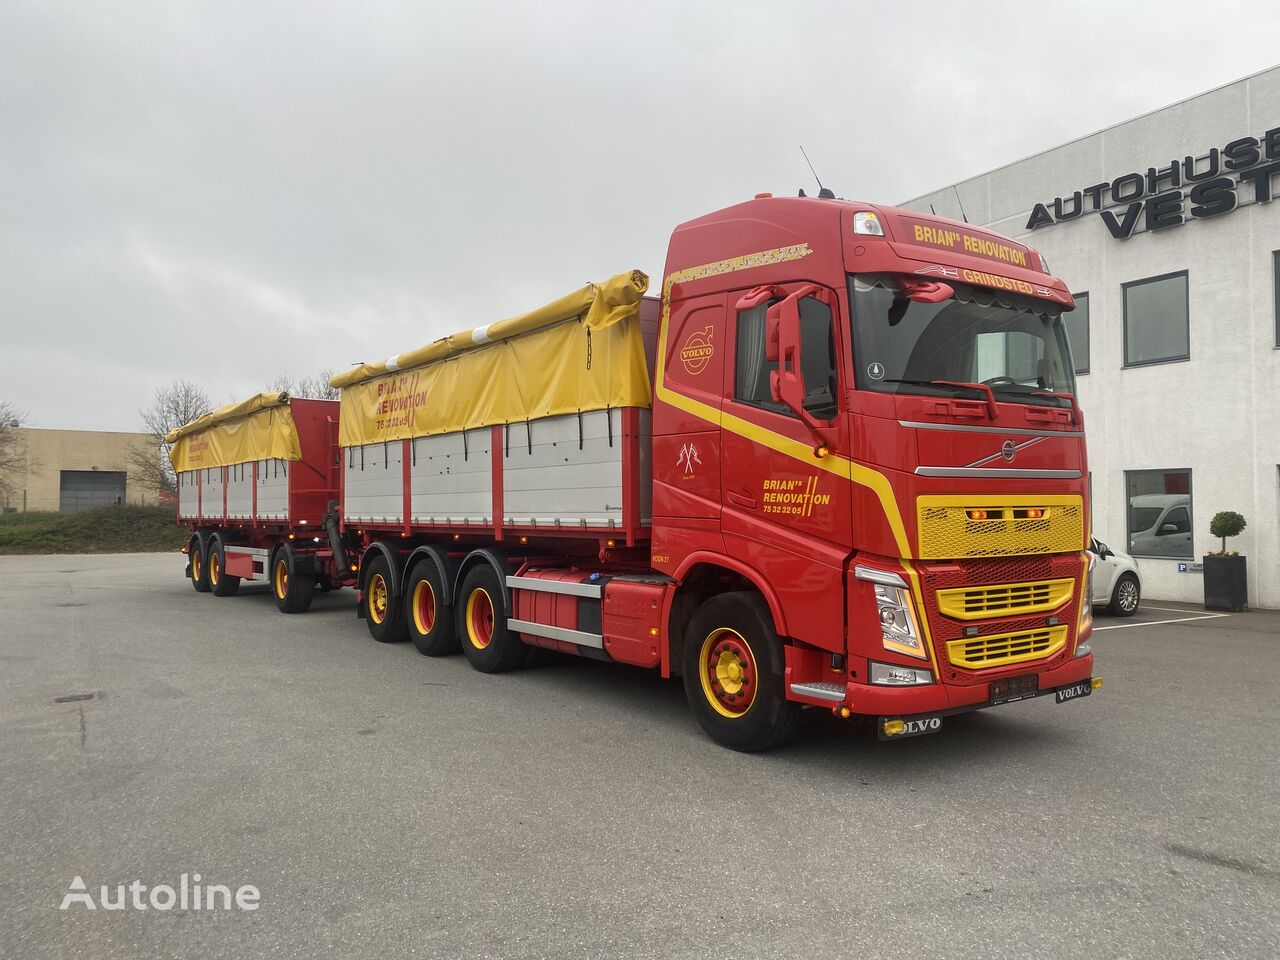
[[59, 470, 126, 511]]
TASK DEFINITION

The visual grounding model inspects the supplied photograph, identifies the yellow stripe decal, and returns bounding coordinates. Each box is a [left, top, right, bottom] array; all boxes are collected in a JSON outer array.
[[656, 245, 914, 559]]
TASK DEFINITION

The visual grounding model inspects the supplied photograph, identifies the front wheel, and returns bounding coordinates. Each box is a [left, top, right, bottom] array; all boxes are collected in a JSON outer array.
[[1108, 572, 1140, 617], [272, 544, 315, 614], [364, 553, 407, 643], [681, 592, 802, 752], [189, 537, 211, 593]]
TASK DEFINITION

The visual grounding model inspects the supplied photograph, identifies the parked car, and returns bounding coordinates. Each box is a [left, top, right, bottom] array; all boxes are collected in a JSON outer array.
[[1127, 493, 1192, 558], [1089, 537, 1142, 617]]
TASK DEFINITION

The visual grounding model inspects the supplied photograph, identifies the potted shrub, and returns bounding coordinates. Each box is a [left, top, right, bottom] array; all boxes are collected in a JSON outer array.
[[1204, 511, 1248, 612]]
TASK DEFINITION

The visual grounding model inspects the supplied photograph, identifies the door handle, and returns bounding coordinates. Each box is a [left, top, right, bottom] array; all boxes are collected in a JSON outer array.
[[727, 489, 757, 509]]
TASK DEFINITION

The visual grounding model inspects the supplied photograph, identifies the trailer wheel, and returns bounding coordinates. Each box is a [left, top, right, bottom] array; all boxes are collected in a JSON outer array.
[[209, 539, 241, 597], [364, 554, 407, 643], [272, 544, 315, 614], [457, 564, 527, 672], [681, 592, 802, 752], [190, 536, 211, 593], [406, 560, 458, 657]]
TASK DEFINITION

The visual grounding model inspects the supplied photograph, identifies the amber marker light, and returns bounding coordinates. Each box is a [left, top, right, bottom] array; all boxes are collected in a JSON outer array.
[[1025, 508, 1044, 519], [1091, 677, 1104, 689], [882, 719, 906, 736], [519, 536, 529, 545], [648, 627, 659, 638], [967, 509, 988, 520], [606, 539, 616, 548]]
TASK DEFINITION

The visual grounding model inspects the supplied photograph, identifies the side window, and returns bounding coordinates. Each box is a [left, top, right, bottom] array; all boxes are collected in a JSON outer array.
[[733, 295, 838, 419], [1163, 506, 1190, 534]]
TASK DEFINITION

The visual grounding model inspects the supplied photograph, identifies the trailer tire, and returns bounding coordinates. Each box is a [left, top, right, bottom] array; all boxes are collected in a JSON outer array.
[[681, 592, 802, 752], [457, 563, 527, 672], [189, 536, 211, 593], [364, 554, 407, 643], [272, 544, 315, 614], [406, 559, 458, 657], [208, 539, 241, 597]]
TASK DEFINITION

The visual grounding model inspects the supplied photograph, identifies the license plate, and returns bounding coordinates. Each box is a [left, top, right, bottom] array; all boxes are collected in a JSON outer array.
[[1055, 680, 1093, 704], [990, 674, 1038, 705]]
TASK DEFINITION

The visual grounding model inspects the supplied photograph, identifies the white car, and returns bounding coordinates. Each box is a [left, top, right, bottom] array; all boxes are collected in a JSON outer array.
[[1089, 537, 1142, 617]]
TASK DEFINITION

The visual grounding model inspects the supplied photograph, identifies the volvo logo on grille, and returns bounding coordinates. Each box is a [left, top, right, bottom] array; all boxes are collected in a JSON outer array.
[[1000, 440, 1018, 462]]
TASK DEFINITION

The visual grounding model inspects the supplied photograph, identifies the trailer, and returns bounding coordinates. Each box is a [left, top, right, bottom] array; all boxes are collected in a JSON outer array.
[[170, 392, 351, 612], [173, 193, 1101, 751]]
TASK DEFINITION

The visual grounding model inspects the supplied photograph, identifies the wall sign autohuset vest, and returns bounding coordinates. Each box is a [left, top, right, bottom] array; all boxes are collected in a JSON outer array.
[[1026, 126, 1280, 238]]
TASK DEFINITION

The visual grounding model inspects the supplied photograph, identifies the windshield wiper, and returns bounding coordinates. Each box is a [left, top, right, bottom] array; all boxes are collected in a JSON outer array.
[[879, 379, 997, 419]]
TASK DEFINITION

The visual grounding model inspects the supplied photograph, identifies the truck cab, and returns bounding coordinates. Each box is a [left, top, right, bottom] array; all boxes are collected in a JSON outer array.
[[651, 194, 1096, 747]]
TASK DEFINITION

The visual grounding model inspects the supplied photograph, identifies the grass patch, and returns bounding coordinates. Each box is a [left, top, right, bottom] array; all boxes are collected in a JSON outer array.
[[0, 505, 186, 555]]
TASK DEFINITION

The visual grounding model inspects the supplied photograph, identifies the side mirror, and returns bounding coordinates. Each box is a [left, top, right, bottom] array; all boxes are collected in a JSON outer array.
[[766, 288, 816, 417], [1158, 522, 1180, 535]]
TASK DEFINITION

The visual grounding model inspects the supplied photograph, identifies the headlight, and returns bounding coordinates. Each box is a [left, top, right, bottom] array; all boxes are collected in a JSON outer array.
[[1078, 553, 1094, 638], [870, 661, 933, 685], [856, 565, 928, 660]]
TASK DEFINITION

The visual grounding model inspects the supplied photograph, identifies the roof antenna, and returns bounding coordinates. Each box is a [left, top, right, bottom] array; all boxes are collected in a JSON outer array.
[[800, 146, 835, 199], [952, 185, 969, 223]]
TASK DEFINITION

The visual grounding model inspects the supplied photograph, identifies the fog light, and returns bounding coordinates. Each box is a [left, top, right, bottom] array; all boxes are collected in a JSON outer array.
[[870, 661, 933, 686]]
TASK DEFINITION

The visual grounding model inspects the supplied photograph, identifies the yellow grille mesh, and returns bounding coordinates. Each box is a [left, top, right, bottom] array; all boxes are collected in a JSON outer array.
[[916, 495, 1084, 560], [936, 578, 1075, 621], [946, 625, 1067, 669]]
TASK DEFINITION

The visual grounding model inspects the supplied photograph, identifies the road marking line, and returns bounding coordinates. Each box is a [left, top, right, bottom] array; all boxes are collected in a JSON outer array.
[[1093, 613, 1229, 631], [1140, 605, 1215, 613]]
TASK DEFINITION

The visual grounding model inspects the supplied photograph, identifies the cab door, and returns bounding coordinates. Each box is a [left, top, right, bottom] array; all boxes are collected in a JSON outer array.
[[719, 282, 852, 651]]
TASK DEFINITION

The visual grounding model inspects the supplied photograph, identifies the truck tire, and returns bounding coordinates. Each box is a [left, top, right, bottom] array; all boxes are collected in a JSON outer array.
[[190, 536, 211, 593], [208, 539, 241, 597], [364, 554, 407, 643], [1108, 572, 1140, 617], [406, 559, 458, 657], [681, 592, 802, 752], [456, 563, 528, 672], [272, 544, 315, 614]]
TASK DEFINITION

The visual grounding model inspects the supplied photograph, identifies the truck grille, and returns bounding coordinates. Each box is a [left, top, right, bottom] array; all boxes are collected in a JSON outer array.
[[916, 496, 1084, 559], [946, 625, 1067, 669], [936, 578, 1075, 620]]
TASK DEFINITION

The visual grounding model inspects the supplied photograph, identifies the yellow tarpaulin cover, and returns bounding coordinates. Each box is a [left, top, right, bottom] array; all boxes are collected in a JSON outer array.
[[332, 270, 651, 448], [166, 392, 302, 472]]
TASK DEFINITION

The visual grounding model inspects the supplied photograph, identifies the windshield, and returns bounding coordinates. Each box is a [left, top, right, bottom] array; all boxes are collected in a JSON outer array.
[[848, 273, 1077, 406]]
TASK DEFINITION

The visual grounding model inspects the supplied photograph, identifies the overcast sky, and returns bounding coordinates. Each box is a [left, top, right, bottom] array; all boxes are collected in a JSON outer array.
[[3, 0, 1279, 431]]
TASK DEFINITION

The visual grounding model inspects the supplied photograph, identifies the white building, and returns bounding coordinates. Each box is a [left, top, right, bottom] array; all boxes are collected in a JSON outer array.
[[906, 65, 1280, 608]]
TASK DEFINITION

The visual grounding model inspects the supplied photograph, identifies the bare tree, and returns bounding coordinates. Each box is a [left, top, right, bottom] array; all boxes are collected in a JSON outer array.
[[0, 401, 29, 507], [272, 368, 340, 400], [127, 379, 213, 495]]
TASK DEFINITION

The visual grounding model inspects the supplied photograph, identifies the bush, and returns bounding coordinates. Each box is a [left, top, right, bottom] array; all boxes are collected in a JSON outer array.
[[1208, 511, 1247, 556], [0, 505, 186, 555]]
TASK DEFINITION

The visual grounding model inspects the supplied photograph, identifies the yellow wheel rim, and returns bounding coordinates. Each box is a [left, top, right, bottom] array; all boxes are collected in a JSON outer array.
[[368, 573, 389, 625], [209, 551, 220, 585], [192, 550, 202, 581], [698, 628, 758, 718], [465, 587, 494, 649], [274, 558, 289, 599], [412, 579, 437, 636]]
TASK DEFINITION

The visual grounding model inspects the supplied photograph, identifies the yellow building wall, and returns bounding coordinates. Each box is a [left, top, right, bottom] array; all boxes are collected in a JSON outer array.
[[5, 428, 162, 512]]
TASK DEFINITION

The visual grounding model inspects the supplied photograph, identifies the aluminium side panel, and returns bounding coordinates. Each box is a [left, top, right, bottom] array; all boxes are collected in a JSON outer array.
[[201, 466, 225, 522], [257, 458, 290, 521], [409, 428, 492, 524], [343, 441, 404, 524], [176, 470, 197, 520], [503, 408, 627, 528], [225, 461, 253, 520]]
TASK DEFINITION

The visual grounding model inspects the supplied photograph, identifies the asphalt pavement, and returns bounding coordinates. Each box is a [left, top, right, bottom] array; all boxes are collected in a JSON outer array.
[[1, 552, 1277, 960]]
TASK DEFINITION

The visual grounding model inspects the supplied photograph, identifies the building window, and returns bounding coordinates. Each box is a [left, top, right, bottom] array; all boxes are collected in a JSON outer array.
[[1065, 292, 1089, 374], [1125, 468, 1193, 559], [1123, 271, 1188, 367]]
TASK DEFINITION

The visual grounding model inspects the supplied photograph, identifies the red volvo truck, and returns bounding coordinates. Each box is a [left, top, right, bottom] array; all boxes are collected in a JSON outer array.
[[316, 193, 1100, 751], [173, 393, 352, 612]]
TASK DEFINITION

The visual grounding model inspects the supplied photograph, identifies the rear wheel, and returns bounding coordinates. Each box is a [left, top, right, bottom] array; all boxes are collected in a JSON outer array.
[[190, 537, 210, 593], [406, 559, 458, 656], [681, 592, 802, 752], [457, 564, 527, 672], [364, 554, 407, 643], [1108, 572, 1140, 617], [272, 544, 315, 614], [209, 539, 241, 597]]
